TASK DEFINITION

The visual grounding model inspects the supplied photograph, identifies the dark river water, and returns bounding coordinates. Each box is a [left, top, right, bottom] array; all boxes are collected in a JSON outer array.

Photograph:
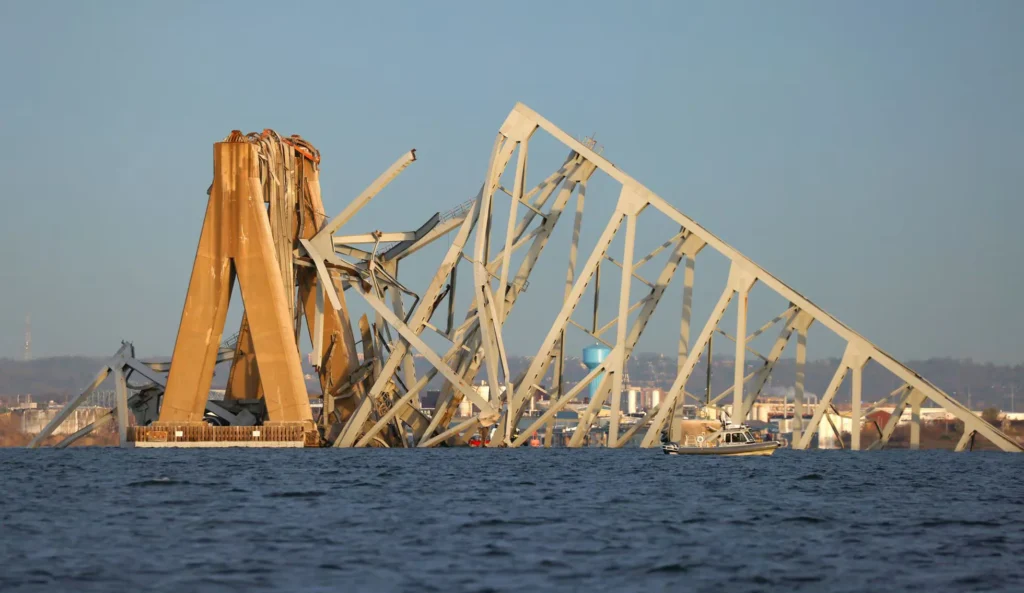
[[1, 448, 1022, 592]]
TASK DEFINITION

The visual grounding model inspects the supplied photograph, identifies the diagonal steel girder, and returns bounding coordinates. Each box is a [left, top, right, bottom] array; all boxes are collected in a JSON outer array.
[[494, 103, 1021, 453], [305, 102, 1019, 453], [424, 154, 596, 445]]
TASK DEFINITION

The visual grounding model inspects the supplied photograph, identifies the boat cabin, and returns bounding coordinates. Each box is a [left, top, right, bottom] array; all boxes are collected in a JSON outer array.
[[713, 425, 756, 445]]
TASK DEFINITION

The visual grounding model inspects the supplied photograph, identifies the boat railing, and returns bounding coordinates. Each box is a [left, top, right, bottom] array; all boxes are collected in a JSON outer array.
[[683, 434, 712, 448]]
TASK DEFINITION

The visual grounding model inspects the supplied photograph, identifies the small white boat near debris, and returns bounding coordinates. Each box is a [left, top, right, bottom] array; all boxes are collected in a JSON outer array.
[[662, 424, 780, 456]]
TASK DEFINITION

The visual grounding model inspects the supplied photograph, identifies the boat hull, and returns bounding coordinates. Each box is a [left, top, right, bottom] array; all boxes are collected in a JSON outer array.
[[662, 442, 780, 456]]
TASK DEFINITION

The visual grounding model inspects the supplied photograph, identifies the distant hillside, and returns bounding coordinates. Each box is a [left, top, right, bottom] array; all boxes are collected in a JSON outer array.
[[418, 353, 1024, 411], [0, 356, 110, 401], [617, 353, 1024, 412], [3, 354, 1022, 412]]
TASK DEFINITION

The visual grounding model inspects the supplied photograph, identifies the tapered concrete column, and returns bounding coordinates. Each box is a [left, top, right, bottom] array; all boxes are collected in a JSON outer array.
[[161, 140, 312, 427]]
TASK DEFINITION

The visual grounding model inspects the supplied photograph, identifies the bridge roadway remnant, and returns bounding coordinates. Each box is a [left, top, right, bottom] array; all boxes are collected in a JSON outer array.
[[28, 106, 1022, 452]]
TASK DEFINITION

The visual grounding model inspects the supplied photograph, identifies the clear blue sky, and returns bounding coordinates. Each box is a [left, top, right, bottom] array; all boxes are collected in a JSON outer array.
[[1, 1, 1022, 363]]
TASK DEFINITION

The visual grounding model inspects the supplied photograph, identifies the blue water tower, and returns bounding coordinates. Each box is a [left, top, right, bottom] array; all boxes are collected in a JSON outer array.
[[582, 345, 612, 401]]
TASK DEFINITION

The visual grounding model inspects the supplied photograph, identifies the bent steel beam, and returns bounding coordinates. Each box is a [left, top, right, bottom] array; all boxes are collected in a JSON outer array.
[[80, 105, 1015, 453]]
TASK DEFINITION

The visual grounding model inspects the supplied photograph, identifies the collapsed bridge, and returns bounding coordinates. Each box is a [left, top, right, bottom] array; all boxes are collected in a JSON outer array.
[[29, 105, 1022, 452]]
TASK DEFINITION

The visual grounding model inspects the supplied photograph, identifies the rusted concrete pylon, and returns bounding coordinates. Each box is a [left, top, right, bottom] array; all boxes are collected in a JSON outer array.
[[218, 132, 361, 427], [159, 136, 313, 427]]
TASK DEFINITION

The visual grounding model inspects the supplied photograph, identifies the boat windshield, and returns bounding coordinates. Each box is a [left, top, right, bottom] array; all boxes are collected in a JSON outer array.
[[724, 431, 754, 444]]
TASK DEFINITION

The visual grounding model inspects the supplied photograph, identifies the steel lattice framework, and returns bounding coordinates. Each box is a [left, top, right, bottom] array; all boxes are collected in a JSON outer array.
[[29, 104, 1022, 452]]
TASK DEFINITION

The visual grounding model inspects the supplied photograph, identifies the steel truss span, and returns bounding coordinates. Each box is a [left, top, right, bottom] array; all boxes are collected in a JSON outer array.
[[29, 105, 1021, 452]]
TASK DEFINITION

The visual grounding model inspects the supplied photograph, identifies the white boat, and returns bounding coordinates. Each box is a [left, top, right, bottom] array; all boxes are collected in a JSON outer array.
[[662, 424, 780, 456]]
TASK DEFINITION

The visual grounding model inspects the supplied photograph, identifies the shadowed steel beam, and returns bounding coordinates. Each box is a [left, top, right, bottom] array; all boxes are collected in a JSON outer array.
[[747, 306, 798, 342], [334, 232, 418, 244], [141, 346, 233, 373], [616, 403, 661, 447], [923, 387, 1017, 451], [548, 341, 562, 449], [389, 214, 463, 261], [608, 210, 637, 447], [714, 328, 769, 361], [317, 150, 416, 240], [569, 369, 616, 447], [356, 368, 437, 447], [506, 208, 627, 424], [512, 360, 611, 447], [114, 366, 129, 448], [479, 164, 597, 441], [512, 190, 679, 432], [419, 416, 480, 449], [910, 392, 922, 450], [793, 324, 808, 445], [446, 263, 458, 336], [387, 270, 418, 396], [121, 357, 168, 388], [511, 102, 1021, 452], [604, 254, 653, 288], [334, 174, 486, 446], [595, 298, 650, 338], [27, 343, 176, 448], [794, 348, 855, 450], [333, 385, 375, 447], [955, 429, 976, 452], [28, 361, 115, 448], [636, 230, 686, 270], [672, 250, 695, 442], [356, 284, 495, 415], [736, 310, 812, 420], [490, 156, 580, 263], [567, 319, 614, 348], [468, 134, 520, 442], [496, 132, 530, 322], [851, 356, 865, 451], [54, 390, 149, 448], [512, 198, 686, 436], [482, 283, 515, 434], [642, 269, 740, 447], [395, 399, 431, 439], [416, 343, 479, 446], [569, 352, 624, 448], [869, 386, 914, 450], [549, 180, 589, 446], [279, 103, 1022, 452], [475, 122, 535, 437], [54, 411, 115, 449], [732, 278, 755, 423], [824, 405, 844, 447]]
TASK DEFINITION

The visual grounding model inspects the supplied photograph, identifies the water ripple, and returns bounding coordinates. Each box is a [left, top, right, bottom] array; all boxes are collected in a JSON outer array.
[[0, 448, 1021, 592]]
